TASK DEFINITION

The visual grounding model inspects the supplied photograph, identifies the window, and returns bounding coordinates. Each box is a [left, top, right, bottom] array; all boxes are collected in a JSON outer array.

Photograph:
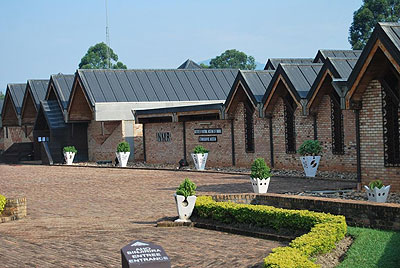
[[331, 93, 344, 154], [244, 102, 255, 152], [284, 95, 296, 154], [381, 72, 400, 167]]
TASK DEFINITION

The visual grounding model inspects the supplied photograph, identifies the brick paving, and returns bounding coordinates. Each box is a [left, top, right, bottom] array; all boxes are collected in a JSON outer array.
[[0, 165, 356, 267]]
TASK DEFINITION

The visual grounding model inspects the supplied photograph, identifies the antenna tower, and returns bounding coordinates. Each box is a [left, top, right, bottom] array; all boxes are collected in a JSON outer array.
[[105, 0, 111, 69]]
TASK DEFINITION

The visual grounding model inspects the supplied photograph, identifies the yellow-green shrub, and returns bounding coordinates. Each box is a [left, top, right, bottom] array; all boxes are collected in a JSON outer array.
[[263, 247, 319, 268], [194, 196, 347, 267], [0, 194, 6, 214]]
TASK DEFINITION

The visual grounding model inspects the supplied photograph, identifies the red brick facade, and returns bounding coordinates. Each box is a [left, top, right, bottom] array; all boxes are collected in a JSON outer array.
[[3, 126, 33, 151], [359, 80, 400, 191]]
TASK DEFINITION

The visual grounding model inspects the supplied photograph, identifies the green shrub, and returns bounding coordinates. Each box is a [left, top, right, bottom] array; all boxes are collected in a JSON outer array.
[[193, 145, 209, 154], [298, 140, 322, 156], [264, 247, 319, 268], [63, 146, 77, 154], [176, 178, 197, 197], [369, 179, 384, 189], [194, 196, 347, 267], [117, 141, 130, 153], [251, 158, 271, 179], [0, 194, 6, 214]]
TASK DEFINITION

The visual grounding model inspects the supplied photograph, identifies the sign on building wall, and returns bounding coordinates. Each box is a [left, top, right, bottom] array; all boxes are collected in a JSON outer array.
[[199, 136, 217, 142], [194, 128, 222, 135], [156, 132, 171, 142]]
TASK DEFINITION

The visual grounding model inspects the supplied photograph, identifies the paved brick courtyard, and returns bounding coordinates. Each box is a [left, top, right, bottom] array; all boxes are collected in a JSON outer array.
[[0, 165, 356, 267]]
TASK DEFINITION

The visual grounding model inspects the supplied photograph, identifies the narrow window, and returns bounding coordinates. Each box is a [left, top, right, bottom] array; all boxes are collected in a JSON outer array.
[[284, 95, 296, 154], [5, 126, 8, 139], [244, 102, 255, 153], [331, 93, 344, 154], [381, 72, 400, 167]]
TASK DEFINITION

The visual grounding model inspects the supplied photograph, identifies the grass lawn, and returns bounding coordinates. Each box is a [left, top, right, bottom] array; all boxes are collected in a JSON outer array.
[[338, 226, 400, 268]]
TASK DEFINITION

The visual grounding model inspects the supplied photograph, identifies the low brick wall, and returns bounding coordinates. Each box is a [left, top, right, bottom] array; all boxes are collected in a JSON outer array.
[[212, 193, 400, 231], [0, 197, 27, 223]]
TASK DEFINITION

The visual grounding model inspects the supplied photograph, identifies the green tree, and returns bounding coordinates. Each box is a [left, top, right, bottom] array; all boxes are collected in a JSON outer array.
[[199, 63, 209, 69], [349, 0, 400, 50], [208, 49, 256, 70], [79, 42, 127, 69], [0, 92, 4, 100]]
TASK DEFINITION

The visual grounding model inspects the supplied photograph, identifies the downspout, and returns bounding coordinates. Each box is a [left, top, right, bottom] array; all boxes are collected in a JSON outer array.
[[313, 114, 318, 140], [231, 119, 235, 166], [355, 108, 362, 189], [143, 123, 146, 162], [268, 115, 274, 168], [183, 121, 187, 163]]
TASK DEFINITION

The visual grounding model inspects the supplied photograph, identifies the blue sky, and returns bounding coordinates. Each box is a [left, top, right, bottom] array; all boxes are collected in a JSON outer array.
[[0, 0, 362, 93]]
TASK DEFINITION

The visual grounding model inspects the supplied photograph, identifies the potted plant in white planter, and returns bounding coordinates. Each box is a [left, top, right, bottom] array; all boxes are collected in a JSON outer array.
[[174, 178, 197, 222], [250, 158, 272, 194], [364, 180, 391, 203], [63, 146, 77, 165], [298, 140, 322, 177], [116, 141, 130, 167], [191, 145, 209, 170]]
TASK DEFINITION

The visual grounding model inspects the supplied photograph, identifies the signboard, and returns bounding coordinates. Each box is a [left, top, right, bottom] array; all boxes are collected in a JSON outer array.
[[121, 240, 171, 268], [156, 132, 171, 142], [199, 136, 217, 142], [194, 128, 222, 135]]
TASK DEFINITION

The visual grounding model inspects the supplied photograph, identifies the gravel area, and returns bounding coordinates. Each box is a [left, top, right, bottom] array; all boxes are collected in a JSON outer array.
[[74, 161, 358, 182], [285, 190, 400, 204]]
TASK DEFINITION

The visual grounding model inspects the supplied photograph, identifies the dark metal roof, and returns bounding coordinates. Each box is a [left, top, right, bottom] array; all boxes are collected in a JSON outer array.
[[177, 59, 202, 69], [76, 69, 238, 106], [39, 100, 66, 129], [313, 49, 362, 63], [27, 79, 49, 110], [347, 22, 400, 95], [264, 58, 313, 70], [136, 103, 222, 116], [307, 58, 358, 101], [241, 70, 275, 102], [262, 63, 323, 105], [50, 74, 74, 110], [7, 83, 26, 115]]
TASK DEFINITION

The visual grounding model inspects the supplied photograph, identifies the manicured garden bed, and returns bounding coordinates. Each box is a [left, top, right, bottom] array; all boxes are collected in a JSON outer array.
[[338, 227, 400, 268], [194, 196, 347, 267]]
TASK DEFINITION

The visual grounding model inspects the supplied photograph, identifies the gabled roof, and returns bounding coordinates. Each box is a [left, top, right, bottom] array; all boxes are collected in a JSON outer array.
[[313, 49, 362, 63], [48, 74, 74, 111], [37, 100, 66, 130], [307, 57, 358, 111], [72, 69, 238, 107], [177, 59, 202, 69], [225, 70, 274, 112], [264, 58, 313, 70], [4, 83, 26, 115], [25, 79, 49, 110], [262, 63, 323, 111], [346, 22, 400, 107]]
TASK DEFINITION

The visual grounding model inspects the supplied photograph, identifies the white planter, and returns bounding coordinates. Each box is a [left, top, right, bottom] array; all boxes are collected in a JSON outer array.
[[250, 177, 271, 194], [64, 152, 75, 165], [116, 152, 130, 167], [191, 153, 208, 170], [300, 156, 321, 177], [364, 185, 391, 203], [174, 194, 197, 222]]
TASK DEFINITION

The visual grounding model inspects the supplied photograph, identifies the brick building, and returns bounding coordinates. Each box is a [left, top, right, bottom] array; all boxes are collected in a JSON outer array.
[[346, 22, 400, 191], [67, 69, 237, 163]]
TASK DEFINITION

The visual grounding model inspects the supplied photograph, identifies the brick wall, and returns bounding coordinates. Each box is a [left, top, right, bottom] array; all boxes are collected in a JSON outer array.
[[144, 122, 184, 165], [185, 120, 232, 166], [87, 120, 124, 162], [1, 197, 27, 223], [271, 98, 313, 170], [360, 80, 400, 191], [316, 95, 357, 172], [3, 126, 33, 151], [133, 123, 144, 161], [232, 102, 270, 167], [212, 193, 400, 230]]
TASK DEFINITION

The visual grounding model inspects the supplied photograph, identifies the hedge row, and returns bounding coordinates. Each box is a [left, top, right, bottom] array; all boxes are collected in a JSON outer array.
[[194, 196, 347, 268]]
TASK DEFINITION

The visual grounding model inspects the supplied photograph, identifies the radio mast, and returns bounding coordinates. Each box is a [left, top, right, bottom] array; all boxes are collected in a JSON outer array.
[[105, 0, 111, 69]]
